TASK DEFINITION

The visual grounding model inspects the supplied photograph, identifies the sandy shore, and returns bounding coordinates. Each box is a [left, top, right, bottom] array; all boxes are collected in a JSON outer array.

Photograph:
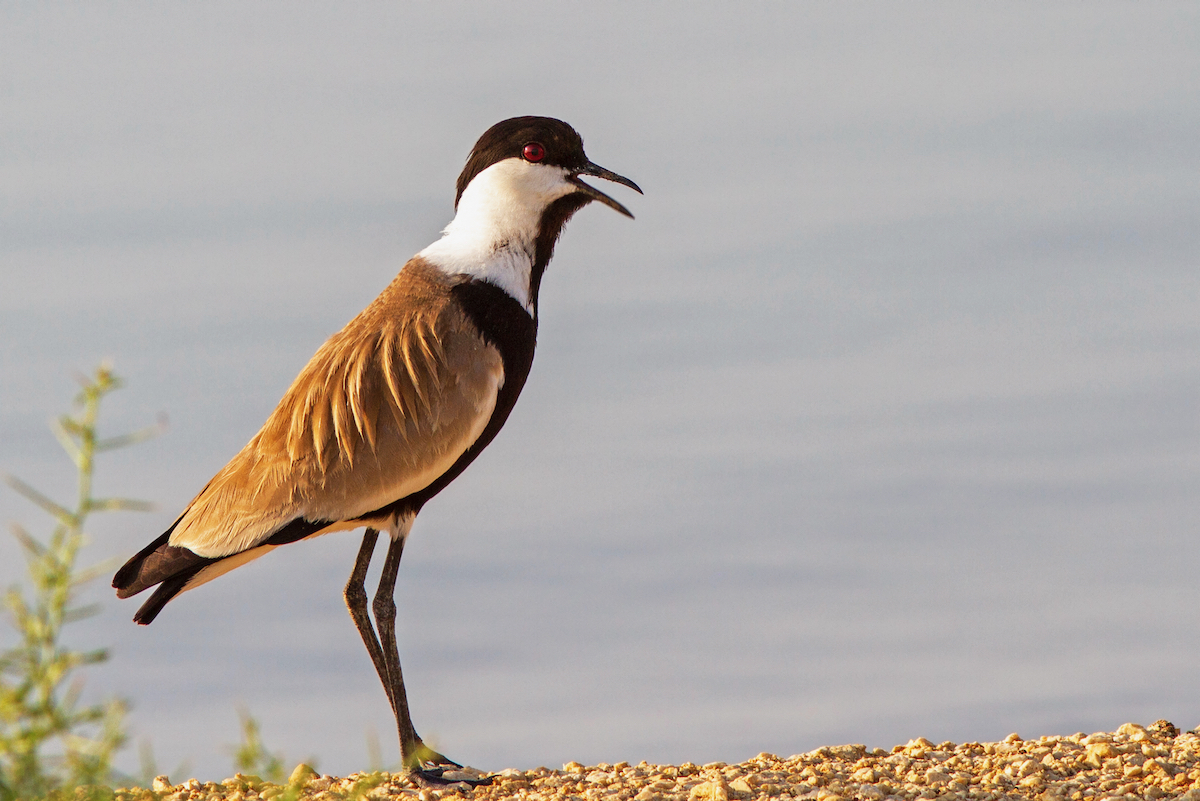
[[117, 720, 1200, 801]]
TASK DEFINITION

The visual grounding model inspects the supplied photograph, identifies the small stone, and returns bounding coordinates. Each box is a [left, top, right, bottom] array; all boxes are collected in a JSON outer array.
[[634, 789, 661, 801], [688, 779, 729, 801], [288, 763, 318, 785], [442, 767, 488, 785], [925, 769, 950, 785], [1148, 720, 1179, 739], [152, 776, 172, 792], [829, 744, 866, 761], [1084, 742, 1119, 767], [238, 773, 265, 790], [727, 777, 753, 797]]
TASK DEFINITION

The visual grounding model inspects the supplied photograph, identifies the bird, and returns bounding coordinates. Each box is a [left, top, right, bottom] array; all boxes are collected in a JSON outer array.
[[112, 116, 640, 783]]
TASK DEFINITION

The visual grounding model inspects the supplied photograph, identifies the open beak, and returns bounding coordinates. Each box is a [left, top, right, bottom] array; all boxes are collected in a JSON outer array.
[[569, 160, 643, 218]]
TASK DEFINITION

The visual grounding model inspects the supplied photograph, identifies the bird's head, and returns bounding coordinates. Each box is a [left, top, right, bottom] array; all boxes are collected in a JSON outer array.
[[428, 116, 640, 314], [453, 116, 642, 225]]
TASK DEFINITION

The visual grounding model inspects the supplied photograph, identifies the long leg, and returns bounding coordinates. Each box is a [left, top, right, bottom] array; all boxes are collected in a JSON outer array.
[[371, 535, 426, 764], [371, 533, 490, 785], [343, 528, 397, 714], [346, 526, 489, 784]]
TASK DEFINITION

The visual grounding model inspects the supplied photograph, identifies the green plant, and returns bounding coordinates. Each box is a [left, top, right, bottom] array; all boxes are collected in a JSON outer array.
[[231, 709, 320, 787], [231, 710, 287, 785], [0, 365, 159, 800]]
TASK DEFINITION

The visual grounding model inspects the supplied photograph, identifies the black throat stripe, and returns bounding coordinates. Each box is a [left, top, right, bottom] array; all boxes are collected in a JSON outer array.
[[529, 193, 590, 314]]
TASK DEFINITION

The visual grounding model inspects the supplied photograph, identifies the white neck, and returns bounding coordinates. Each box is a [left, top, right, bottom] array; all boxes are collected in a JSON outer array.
[[418, 158, 575, 314]]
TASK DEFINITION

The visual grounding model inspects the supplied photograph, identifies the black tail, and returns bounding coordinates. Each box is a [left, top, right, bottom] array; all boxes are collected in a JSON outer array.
[[113, 515, 331, 625], [130, 566, 212, 625], [113, 520, 218, 625]]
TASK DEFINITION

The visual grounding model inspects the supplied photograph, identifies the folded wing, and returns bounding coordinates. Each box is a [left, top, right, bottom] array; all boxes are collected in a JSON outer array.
[[113, 260, 504, 620]]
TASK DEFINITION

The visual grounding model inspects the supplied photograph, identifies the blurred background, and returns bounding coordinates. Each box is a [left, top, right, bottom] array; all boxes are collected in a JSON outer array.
[[2, 2, 1198, 782]]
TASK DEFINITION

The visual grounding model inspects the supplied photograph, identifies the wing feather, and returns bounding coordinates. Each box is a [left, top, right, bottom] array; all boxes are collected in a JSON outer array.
[[401, 322, 431, 417], [347, 336, 378, 450], [167, 259, 503, 559], [380, 328, 414, 423], [309, 379, 333, 472], [329, 371, 353, 468]]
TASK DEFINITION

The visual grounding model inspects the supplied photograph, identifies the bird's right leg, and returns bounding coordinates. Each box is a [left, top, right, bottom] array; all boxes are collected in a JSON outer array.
[[372, 534, 491, 786], [371, 534, 425, 764], [346, 526, 489, 786]]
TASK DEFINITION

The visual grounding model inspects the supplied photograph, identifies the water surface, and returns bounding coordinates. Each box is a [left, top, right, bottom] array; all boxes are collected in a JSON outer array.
[[1, 2, 1198, 780]]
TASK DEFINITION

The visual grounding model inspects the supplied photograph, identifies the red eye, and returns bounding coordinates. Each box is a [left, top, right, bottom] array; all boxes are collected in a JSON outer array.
[[523, 142, 545, 162]]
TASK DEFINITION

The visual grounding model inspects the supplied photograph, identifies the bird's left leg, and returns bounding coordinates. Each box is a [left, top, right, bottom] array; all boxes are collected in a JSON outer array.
[[373, 533, 488, 785], [344, 528, 400, 715]]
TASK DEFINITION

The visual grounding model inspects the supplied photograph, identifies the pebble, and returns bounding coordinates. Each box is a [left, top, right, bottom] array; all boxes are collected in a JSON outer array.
[[106, 720, 1200, 801]]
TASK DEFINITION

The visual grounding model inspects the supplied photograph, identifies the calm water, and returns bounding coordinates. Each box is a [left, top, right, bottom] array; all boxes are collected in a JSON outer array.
[[2, 3, 1198, 781]]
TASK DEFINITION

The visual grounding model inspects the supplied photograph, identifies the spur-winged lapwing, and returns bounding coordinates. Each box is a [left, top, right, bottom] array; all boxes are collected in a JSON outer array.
[[113, 116, 640, 782]]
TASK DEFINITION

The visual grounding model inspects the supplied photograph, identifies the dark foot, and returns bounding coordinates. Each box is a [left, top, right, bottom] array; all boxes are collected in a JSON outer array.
[[414, 743, 461, 768], [404, 743, 492, 787], [408, 766, 493, 787]]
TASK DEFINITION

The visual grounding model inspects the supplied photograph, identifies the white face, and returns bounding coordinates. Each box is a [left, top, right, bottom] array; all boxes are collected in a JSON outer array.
[[452, 157, 577, 238], [419, 157, 580, 313]]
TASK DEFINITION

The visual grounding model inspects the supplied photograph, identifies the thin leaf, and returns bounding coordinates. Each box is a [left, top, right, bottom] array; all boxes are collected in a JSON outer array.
[[69, 560, 121, 586], [56, 416, 86, 436], [51, 419, 85, 467], [63, 604, 102, 624], [78, 647, 109, 665], [1, 474, 75, 527], [95, 418, 167, 452], [9, 522, 48, 559], [84, 497, 154, 513]]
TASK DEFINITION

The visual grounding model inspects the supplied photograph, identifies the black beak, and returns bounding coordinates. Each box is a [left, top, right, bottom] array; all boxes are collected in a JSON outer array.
[[569, 160, 643, 219]]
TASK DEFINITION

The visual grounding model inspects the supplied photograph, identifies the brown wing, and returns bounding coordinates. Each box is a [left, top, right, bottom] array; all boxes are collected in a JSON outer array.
[[168, 259, 503, 559]]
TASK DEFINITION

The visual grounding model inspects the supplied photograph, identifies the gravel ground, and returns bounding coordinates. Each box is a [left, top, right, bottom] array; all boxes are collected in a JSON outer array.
[[115, 720, 1200, 801]]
